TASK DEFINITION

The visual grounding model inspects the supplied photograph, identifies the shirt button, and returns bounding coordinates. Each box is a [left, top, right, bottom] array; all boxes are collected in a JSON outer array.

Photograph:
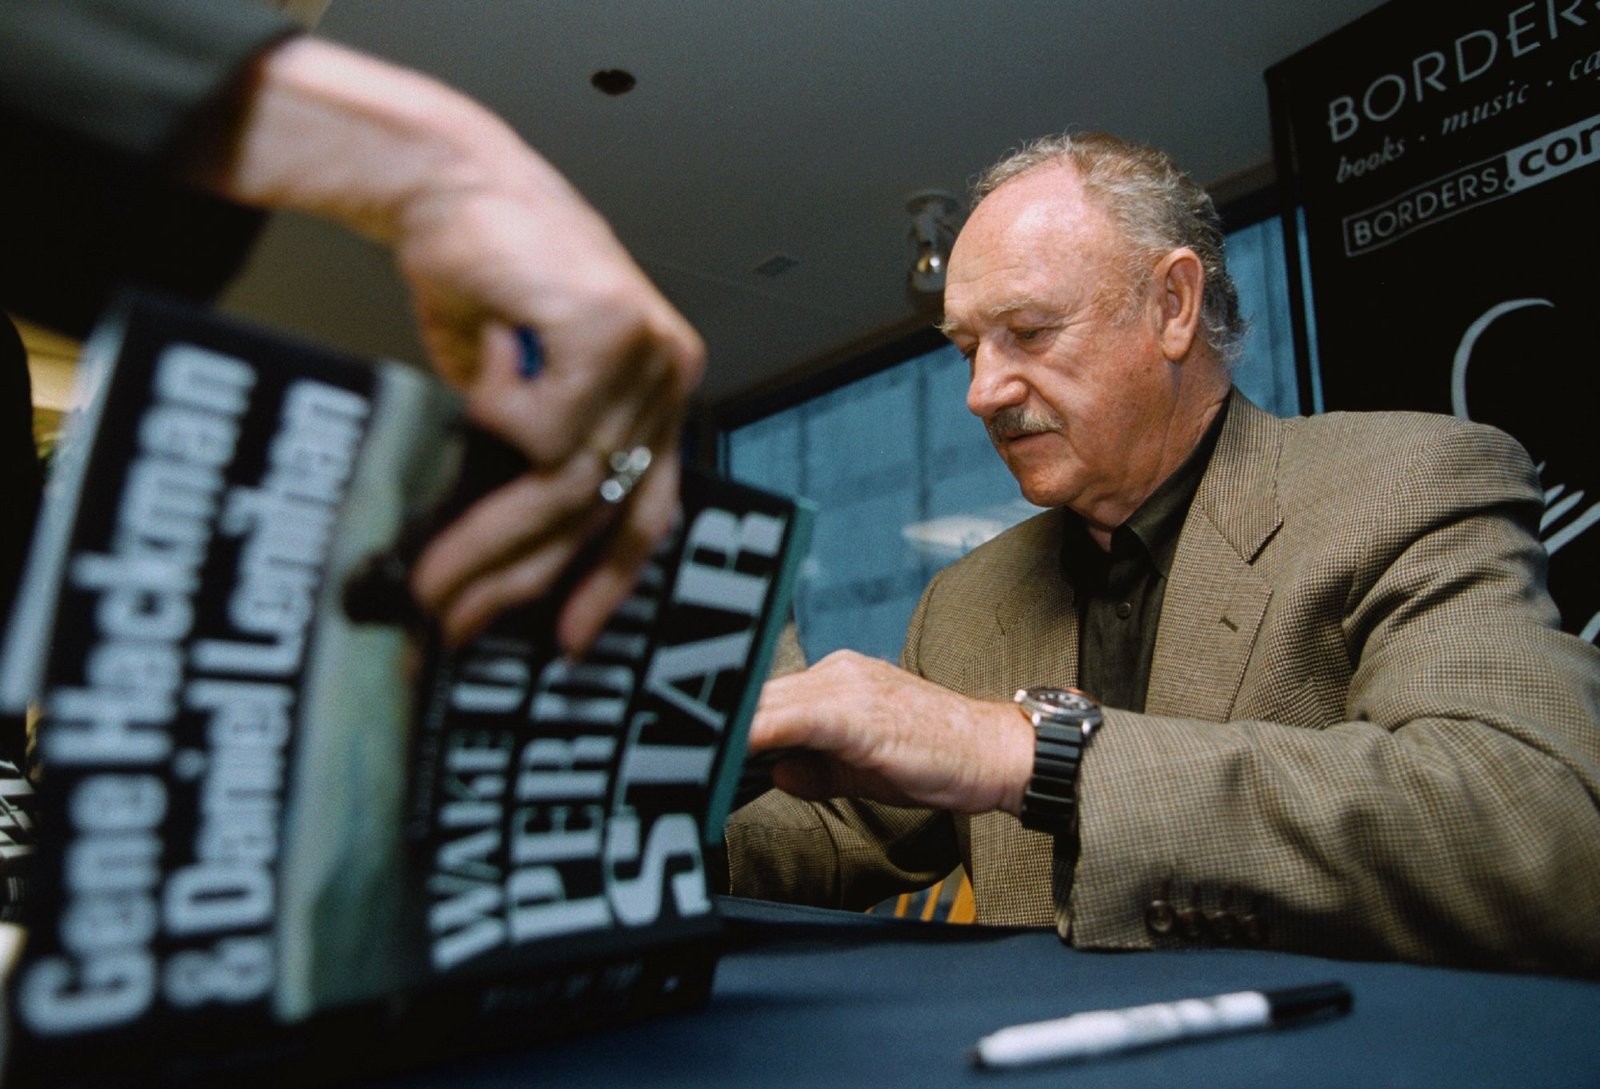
[[1116, 602, 1132, 619]]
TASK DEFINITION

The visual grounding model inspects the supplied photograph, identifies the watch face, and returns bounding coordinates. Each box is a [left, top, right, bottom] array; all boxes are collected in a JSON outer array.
[[1014, 685, 1098, 719]]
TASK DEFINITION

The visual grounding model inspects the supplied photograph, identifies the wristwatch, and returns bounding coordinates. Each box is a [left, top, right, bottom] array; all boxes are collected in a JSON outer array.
[[1012, 686, 1101, 833]]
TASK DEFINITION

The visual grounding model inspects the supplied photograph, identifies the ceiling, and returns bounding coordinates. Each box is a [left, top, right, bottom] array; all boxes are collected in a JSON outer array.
[[221, 0, 1389, 413]]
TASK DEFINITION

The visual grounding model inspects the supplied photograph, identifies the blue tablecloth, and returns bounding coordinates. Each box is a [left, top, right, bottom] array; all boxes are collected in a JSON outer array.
[[373, 896, 1600, 1089]]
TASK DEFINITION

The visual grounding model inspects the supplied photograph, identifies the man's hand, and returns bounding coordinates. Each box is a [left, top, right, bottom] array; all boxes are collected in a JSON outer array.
[[392, 163, 703, 654], [203, 36, 704, 653], [749, 650, 1035, 816]]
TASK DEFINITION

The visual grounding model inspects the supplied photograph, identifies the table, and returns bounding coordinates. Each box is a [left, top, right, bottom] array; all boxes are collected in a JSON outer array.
[[373, 896, 1600, 1089]]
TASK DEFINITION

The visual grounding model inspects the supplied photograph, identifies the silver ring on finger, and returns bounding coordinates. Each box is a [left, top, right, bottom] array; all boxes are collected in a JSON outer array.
[[596, 444, 652, 504]]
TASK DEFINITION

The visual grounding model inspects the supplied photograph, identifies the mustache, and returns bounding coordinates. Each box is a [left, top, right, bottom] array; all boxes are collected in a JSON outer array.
[[985, 406, 1062, 445]]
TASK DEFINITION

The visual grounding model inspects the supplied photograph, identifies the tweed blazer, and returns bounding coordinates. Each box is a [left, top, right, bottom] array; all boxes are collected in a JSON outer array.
[[727, 391, 1600, 974]]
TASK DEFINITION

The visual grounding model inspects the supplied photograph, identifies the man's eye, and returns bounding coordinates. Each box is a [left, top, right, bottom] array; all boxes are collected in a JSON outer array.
[[1014, 328, 1042, 342]]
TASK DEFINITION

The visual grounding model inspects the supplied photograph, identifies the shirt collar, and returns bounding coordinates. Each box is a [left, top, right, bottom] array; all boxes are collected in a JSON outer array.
[[1123, 398, 1229, 578], [1061, 398, 1230, 578]]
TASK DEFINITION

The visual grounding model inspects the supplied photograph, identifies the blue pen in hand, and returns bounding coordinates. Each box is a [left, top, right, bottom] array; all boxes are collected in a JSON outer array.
[[516, 325, 544, 378]]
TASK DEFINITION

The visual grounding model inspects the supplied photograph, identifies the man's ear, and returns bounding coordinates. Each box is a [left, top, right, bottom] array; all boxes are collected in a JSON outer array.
[[1154, 248, 1204, 361]]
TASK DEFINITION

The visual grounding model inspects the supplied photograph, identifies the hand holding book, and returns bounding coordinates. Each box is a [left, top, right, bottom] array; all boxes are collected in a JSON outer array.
[[191, 35, 707, 656]]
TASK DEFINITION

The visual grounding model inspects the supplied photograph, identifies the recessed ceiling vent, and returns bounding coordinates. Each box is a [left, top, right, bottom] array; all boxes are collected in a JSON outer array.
[[590, 69, 637, 96]]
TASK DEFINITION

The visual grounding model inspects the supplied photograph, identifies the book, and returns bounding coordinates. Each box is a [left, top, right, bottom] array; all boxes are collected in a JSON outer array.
[[0, 293, 811, 1086]]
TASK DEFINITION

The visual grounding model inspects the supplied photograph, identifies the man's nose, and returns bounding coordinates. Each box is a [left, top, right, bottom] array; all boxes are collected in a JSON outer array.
[[966, 346, 1026, 418]]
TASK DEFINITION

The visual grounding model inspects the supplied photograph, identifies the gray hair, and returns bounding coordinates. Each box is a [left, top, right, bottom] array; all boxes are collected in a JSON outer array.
[[972, 131, 1246, 364]]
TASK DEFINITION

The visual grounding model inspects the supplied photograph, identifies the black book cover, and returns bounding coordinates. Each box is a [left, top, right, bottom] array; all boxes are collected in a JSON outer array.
[[0, 294, 811, 1086]]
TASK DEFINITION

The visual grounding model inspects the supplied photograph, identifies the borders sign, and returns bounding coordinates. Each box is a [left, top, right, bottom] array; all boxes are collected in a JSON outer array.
[[1268, 0, 1600, 642]]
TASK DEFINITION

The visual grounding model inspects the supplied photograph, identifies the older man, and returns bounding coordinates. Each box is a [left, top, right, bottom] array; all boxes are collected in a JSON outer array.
[[727, 132, 1600, 975]]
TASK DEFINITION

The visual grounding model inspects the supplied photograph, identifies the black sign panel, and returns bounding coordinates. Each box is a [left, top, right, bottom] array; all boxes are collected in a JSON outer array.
[[1269, 0, 1600, 642]]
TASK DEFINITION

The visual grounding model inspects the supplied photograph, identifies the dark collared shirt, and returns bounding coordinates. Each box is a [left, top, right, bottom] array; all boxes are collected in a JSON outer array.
[[1062, 401, 1228, 713]]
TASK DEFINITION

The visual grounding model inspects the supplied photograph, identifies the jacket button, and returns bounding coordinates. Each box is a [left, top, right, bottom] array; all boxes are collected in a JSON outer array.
[[1144, 900, 1176, 935], [1177, 907, 1207, 940], [1206, 911, 1238, 943]]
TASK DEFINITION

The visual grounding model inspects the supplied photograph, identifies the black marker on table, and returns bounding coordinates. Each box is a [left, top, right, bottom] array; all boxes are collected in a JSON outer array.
[[971, 982, 1352, 1069]]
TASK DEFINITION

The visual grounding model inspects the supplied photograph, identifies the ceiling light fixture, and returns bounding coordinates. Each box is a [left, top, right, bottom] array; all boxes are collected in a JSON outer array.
[[905, 189, 961, 297]]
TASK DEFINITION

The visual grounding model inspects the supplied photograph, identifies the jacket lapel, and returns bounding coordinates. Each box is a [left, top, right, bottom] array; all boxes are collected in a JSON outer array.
[[950, 513, 1078, 927], [989, 511, 1081, 694], [1146, 391, 1283, 721]]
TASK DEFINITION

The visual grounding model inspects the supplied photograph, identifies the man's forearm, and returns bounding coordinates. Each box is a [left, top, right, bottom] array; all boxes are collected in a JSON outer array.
[[188, 35, 551, 245], [180, 32, 704, 650]]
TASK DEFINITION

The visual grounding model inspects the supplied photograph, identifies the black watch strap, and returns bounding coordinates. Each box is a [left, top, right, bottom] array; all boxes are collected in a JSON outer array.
[[1014, 686, 1100, 834]]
